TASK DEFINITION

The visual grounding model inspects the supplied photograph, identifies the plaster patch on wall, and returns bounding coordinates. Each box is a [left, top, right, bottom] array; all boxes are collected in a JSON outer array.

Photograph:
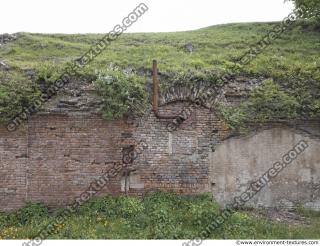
[[121, 172, 144, 192], [168, 132, 173, 155], [209, 127, 320, 210], [0, 188, 16, 195]]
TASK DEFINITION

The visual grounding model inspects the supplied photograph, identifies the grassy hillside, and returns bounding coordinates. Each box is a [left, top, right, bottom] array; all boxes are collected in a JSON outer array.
[[0, 21, 319, 126], [0, 192, 319, 239], [1, 22, 319, 77]]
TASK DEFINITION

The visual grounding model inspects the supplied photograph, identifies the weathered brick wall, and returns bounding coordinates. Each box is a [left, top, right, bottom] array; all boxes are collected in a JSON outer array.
[[0, 102, 228, 211], [0, 101, 319, 211], [26, 114, 129, 208], [0, 114, 129, 210], [131, 103, 229, 194], [0, 126, 28, 210]]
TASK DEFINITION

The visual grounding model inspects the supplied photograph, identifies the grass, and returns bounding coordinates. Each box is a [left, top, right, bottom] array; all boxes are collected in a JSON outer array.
[[1, 22, 319, 79], [0, 21, 319, 125], [0, 192, 319, 239]]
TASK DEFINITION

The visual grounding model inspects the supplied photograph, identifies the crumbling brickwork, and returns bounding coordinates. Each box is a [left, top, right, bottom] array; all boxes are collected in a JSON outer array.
[[0, 102, 228, 211], [0, 101, 319, 211]]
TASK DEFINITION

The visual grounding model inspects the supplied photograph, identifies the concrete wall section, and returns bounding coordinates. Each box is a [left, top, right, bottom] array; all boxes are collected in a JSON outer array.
[[209, 128, 320, 210]]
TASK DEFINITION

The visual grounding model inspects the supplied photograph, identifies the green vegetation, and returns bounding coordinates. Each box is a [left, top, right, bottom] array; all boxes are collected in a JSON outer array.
[[1, 22, 319, 75], [0, 71, 40, 124], [0, 21, 319, 127], [289, 0, 320, 23], [0, 192, 319, 239], [219, 79, 300, 129], [94, 67, 149, 119]]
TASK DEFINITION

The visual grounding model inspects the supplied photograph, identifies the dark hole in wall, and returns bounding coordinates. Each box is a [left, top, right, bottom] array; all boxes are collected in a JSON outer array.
[[122, 145, 135, 164]]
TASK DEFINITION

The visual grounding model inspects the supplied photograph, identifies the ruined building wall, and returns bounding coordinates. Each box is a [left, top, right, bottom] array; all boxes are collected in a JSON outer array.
[[0, 101, 319, 211], [0, 102, 228, 211], [131, 103, 229, 194]]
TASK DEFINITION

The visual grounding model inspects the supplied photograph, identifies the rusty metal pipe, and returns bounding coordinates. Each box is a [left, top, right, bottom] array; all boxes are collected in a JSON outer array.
[[152, 60, 178, 119], [152, 60, 159, 113]]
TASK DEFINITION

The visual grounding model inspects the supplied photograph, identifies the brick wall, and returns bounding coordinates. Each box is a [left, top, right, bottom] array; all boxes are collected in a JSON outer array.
[[0, 126, 28, 210], [0, 102, 228, 211], [132, 103, 229, 194], [0, 101, 319, 211]]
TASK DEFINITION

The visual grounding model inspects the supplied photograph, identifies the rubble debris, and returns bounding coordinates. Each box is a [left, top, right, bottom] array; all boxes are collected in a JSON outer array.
[[0, 33, 17, 46]]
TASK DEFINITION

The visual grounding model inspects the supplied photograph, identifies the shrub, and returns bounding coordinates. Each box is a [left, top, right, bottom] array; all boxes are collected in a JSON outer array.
[[188, 199, 220, 228], [94, 68, 149, 119], [115, 196, 144, 218], [14, 202, 49, 225], [35, 63, 61, 90], [219, 79, 299, 130], [0, 71, 41, 125], [289, 0, 320, 24], [296, 205, 320, 218], [78, 196, 118, 217]]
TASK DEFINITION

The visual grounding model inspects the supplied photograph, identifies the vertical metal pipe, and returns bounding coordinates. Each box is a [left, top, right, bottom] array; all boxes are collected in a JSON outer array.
[[152, 60, 177, 119], [152, 60, 159, 113]]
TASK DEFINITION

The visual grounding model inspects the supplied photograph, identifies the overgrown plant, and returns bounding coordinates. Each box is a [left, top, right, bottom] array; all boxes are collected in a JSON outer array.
[[94, 68, 149, 119], [34, 63, 62, 91], [1, 192, 319, 239], [220, 79, 299, 130], [288, 0, 320, 24], [0, 71, 41, 124]]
